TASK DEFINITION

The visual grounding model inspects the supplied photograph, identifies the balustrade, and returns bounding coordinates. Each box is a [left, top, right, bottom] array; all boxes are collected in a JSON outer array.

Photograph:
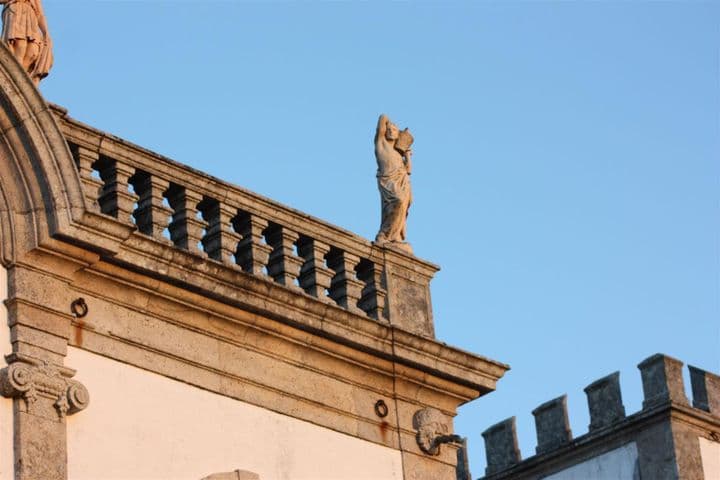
[[265, 223, 303, 289], [297, 236, 334, 301], [96, 157, 137, 223], [166, 185, 206, 255], [70, 144, 103, 212], [131, 171, 172, 239], [199, 198, 241, 264], [233, 211, 272, 275], [63, 135, 431, 328], [327, 249, 364, 315], [356, 259, 386, 321]]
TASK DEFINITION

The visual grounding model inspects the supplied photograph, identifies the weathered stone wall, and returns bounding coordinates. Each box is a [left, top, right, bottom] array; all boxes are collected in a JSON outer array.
[[66, 347, 404, 480]]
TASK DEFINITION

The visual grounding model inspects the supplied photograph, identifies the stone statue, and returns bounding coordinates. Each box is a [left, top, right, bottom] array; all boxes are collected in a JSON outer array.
[[0, 0, 52, 85], [374, 114, 413, 253]]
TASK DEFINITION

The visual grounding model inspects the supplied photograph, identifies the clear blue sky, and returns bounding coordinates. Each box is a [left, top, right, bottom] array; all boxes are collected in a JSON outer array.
[[42, 1, 718, 476]]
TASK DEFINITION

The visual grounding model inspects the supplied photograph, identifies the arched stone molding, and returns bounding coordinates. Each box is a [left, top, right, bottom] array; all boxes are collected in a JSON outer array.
[[0, 42, 85, 267]]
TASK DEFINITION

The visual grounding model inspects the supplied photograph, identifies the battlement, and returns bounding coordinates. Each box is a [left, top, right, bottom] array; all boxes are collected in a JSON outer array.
[[480, 354, 720, 479]]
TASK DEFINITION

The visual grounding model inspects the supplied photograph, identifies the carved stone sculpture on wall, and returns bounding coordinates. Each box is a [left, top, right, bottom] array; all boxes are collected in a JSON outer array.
[[0, 0, 52, 85], [413, 407, 449, 455], [374, 114, 413, 253], [413, 407, 466, 457]]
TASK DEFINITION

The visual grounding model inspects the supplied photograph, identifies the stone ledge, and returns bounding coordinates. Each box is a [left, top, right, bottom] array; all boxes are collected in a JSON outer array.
[[46, 217, 508, 398]]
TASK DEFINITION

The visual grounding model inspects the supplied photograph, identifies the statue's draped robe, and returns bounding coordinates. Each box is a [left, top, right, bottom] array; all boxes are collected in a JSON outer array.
[[1, 0, 52, 79], [376, 158, 412, 243], [2, 0, 38, 41]]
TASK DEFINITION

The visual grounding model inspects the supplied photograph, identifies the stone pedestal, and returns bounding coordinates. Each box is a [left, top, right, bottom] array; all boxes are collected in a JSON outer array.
[[381, 246, 438, 338]]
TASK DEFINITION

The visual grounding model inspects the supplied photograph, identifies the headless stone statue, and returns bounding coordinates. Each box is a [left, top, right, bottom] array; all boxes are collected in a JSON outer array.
[[374, 114, 413, 253], [0, 0, 52, 85]]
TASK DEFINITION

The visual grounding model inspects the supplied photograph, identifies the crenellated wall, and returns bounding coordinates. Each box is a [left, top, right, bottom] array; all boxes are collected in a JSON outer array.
[[481, 354, 720, 480]]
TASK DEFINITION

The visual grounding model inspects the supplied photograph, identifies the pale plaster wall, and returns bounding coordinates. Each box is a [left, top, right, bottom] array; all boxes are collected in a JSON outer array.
[[699, 437, 720, 479], [65, 347, 404, 480], [542, 442, 639, 480], [0, 267, 12, 480]]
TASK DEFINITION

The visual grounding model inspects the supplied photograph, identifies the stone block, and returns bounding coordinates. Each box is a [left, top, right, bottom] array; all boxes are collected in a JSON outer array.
[[382, 249, 437, 337], [584, 371, 626, 431], [688, 365, 720, 414], [481, 417, 521, 475], [532, 395, 572, 455], [637, 353, 688, 409]]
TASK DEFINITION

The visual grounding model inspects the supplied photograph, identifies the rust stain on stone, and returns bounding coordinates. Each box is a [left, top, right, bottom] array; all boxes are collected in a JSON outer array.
[[379, 420, 389, 441], [74, 320, 84, 347]]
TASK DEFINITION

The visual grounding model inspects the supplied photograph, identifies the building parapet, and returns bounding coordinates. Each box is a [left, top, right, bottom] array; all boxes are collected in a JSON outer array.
[[584, 371, 625, 432], [50, 104, 441, 339], [690, 365, 720, 414], [532, 395, 572, 454], [480, 354, 720, 479]]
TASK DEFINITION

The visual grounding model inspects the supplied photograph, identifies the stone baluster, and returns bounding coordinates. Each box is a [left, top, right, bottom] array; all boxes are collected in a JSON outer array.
[[265, 224, 303, 288], [482, 417, 521, 475], [356, 259, 387, 321], [130, 171, 172, 240], [532, 395, 572, 455], [297, 236, 334, 301], [71, 144, 103, 212], [166, 185, 206, 255], [689, 365, 720, 414], [326, 249, 364, 315], [199, 199, 242, 264], [234, 212, 272, 275], [638, 354, 688, 409], [96, 157, 138, 224]]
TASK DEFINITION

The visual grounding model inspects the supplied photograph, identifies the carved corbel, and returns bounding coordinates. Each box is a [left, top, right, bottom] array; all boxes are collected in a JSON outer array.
[[413, 407, 463, 456], [0, 354, 89, 420]]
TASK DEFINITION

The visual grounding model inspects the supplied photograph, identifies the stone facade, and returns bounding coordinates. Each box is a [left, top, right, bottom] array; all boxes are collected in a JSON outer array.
[[480, 354, 720, 480], [0, 42, 509, 479]]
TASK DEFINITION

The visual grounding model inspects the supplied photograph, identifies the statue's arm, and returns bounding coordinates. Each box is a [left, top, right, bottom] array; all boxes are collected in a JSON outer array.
[[33, 0, 49, 37], [404, 150, 412, 175], [375, 114, 388, 145]]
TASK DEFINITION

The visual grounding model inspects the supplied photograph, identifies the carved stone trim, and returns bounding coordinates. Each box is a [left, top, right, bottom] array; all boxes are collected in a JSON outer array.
[[0, 354, 89, 420]]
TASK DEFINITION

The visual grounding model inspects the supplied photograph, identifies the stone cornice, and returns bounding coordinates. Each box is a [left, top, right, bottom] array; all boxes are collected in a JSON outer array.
[[55, 242, 506, 399]]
